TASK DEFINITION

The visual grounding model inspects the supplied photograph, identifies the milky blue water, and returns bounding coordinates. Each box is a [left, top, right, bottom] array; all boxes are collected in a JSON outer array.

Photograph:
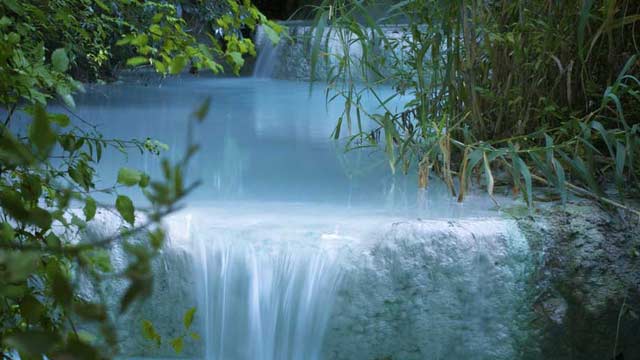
[[66, 75, 499, 217]]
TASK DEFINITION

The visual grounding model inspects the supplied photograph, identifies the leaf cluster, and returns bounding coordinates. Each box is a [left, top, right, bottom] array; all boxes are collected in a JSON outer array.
[[0, 0, 268, 358]]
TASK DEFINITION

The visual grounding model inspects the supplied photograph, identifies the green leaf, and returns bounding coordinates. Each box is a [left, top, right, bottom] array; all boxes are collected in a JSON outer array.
[[46, 233, 61, 248], [0, 0, 22, 14], [0, 284, 26, 298], [141, 320, 155, 340], [28, 207, 52, 230], [227, 51, 244, 69], [116, 195, 135, 225], [149, 228, 165, 250], [513, 154, 533, 207], [116, 35, 132, 46], [58, 91, 76, 108], [0, 16, 11, 28], [190, 332, 201, 341], [76, 330, 98, 344], [577, 0, 594, 60], [29, 104, 56, 156], [20, 295, 45, 322], [120, 280, 146, 313], [591, 121, 614, 158], [0, 129, 36, 165], [48, 113, 70, 127], [552, 158, 567, 205], [310, 12, 327, 81], [130, 33, 148, 46], [3, 332, 59, 356], [20, 174, 42, 202], [87, 249, 112, 272], [0, 222, 15, 242], [94, 0, 111, 12], [73, 302, 107, 322], [141, 320, 161, 345], [193, 97, 211, 122], [183, 307, 196, 329], [84, 197, 96, 221], [51, 48, 69, 72], [51, 270, 73, 307], [139, 173, 150, 188], [169, 55, 188, 74], [149, 24, 162, 36], [2, 251, 38, 282], [171, 336, 184, 354], [126, 57, 149, 67], [154, 61, 166, 74], [117, 167, 142, 187], [263, 25, 280, 45], [483, 152, 494, 196], [0, 189, 28, 221], [615, 141, 626, 194]]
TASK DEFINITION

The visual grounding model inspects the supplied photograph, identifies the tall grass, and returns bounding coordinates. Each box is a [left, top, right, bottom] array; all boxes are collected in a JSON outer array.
[[309, 0, 640, 214]]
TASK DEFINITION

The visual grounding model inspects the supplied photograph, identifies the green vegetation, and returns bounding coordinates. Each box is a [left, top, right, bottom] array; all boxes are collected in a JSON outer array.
[[311, 0, 640, 214], [0, 0, 277, 358]]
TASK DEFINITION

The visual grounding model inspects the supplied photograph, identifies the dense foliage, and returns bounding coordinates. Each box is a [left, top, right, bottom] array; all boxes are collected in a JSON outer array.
[[312, 0, 640, 213], [0, 0, 278, 358]]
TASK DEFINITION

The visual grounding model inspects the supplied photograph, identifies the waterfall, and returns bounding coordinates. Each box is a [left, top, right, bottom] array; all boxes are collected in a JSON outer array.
[[184, 210, 343, 360], [88, 204, 531, 359], [253, 26, 280, 78], [251, 23, 404, 80]]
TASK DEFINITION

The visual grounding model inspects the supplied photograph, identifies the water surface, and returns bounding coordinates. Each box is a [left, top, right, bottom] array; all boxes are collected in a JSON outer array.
[[70, 75, 502, 218]]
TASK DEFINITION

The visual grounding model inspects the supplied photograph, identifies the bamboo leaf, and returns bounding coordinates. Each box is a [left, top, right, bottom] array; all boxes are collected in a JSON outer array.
[[615, 141, 626, 194], [616, 54, 638, 84], [591, 120, 615, 158], [552, 158, 567, 205], [483, 151, 494, 196], [310, 12, 327, 82], [515, 155, 533, 207], [577, 0, 594, 60]]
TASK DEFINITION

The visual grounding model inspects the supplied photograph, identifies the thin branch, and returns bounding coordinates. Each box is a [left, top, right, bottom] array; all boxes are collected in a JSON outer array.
[[1, 103, 17, 137], [62, 104, 99, 129]]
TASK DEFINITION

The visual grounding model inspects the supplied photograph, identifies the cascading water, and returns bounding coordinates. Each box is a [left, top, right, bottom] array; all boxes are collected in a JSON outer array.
[[189, 213, 342, 360], [251, 22, 405, 81], [252, 26, 280, 78], [69, 35, 534, 359]]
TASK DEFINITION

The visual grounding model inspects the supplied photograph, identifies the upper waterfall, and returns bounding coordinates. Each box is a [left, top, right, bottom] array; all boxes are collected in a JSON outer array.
[[253, 26, 280, 78], [251, 22, 402, 81]]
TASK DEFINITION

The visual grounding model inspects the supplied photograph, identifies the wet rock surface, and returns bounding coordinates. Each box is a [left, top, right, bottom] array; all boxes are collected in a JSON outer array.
[[323, 219, 531, 360], [517, 201, 640, 360]]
